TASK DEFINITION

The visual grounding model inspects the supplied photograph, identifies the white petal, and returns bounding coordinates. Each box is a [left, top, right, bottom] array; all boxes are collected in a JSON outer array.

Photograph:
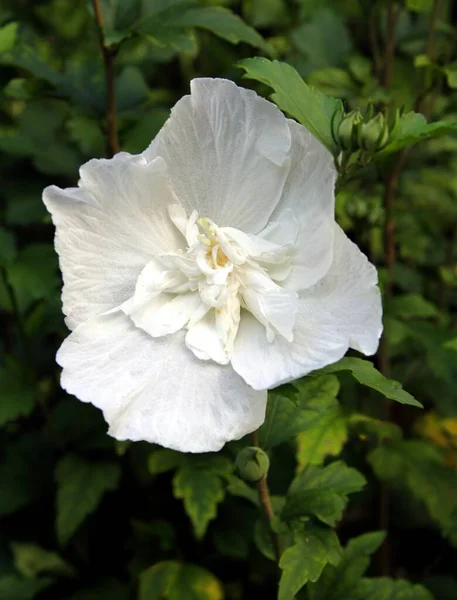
[[185, 312, 229, 365], [123, 292, 203, 338], [57, 312, 267, 453], [271, 119, 338, 291], [43, 155, 182, 330], [144, 78, 291, 233], [242, 286, 298, 343], [231, 225, 382, 390]]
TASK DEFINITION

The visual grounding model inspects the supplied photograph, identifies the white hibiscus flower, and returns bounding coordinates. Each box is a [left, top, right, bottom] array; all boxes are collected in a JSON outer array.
[[43, 78, 382, 453]]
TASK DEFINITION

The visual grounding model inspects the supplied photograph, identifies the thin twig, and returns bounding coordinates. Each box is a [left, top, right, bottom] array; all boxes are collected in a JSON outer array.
[[91, 0, 119, 157], [250, 431, 282, 564], [377, 1, 401, 575], [416, 0, 441, 118], [383, 0, 397, 88]]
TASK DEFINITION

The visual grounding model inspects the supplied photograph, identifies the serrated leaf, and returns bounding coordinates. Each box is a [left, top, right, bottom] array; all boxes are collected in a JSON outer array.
[[12, 543, 75, 578], [164, 6, 270, 53], [296, 402, 348, 468], [368, 440, 457, 546], [55, 455, 121, 545], [148, 448, 185, 475], [279, 524, 341, 600], [135, 4, 269, 53], [225, 474, 259, 506], [351, 577, 433, 600], [139, 561, 223, 600], [379, 111, 457, 156], [173, 456, 232, 539], [308, 532, 385, 600], [282, 461, 366, 526], [322, 358, 422, 407], [238, 57, 344, 155], [0, 575, 53, 600], [259, 375, 340, 448], [0, 368, 35, 426]]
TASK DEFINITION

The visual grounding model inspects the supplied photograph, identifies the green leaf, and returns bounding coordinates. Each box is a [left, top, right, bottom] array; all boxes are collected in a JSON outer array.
[[0, 22, 18, 53], [386, 294, 439, 319], [172, 456, 232, 539], [135, 4, 270, 54], [290, 8, 352, 73], [238, 57, 344, 155], [0, 32, 105, 112], [0, 368, 35, 427], [282, 461, 366, 526], [279, 524, 342, 600], [308, 532, 386, 600], [406, 0, 434, 12], [380, 111, 457, 156], [321, 358, 422, 407], [55, 455, 121, 545], [6, 244, 60, 302], [12, 543, 75, 578], [444, 64, 457, 89], [369, 440, 457, 546], [122, 109, 169, 153], [0, 575, 53, 600], [226, 474, 259, 506], [139, 561, 223, 600], [351, 578, 434, 600], [116, 66, 150, 111], [165, 6, 270, 52], [259, 374, 341, 448], [67, 115, 105, 157], [296, 402, 347, 468], [0, 227, 16, 267], [148, 449, 185, 475]]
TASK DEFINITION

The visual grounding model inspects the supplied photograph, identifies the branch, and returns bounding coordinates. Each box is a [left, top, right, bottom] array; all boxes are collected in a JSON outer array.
[[91, 0, 119, 157]]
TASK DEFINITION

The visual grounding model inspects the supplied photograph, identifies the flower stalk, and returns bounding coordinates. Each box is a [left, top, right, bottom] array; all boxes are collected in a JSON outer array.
[[250, 431, 282, 564], [91, 0, 119, 157]]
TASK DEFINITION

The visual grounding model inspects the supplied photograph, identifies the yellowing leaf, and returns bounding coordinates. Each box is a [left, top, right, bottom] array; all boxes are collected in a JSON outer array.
[[139, 561, 224, 600], [296, 403, 348, 468]]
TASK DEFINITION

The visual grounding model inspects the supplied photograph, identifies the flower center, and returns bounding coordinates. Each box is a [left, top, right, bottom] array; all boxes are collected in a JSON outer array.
[[121, 204, 299, 365]]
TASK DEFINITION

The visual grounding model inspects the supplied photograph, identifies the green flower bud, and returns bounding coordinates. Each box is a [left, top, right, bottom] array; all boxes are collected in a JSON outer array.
[[235, 446, 270, 483], [337, 110, 364, 151], [358, 113, 389, 151]]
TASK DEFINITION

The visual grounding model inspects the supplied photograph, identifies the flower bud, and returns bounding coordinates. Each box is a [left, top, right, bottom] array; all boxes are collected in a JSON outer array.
[[235, 446, 270, 483], [358, 113, 389, 151], [337, 110, 364, 151]]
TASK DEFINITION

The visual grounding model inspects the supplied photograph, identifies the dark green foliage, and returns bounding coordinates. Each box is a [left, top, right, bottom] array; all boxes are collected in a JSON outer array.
[[1, 1, 457, 599]]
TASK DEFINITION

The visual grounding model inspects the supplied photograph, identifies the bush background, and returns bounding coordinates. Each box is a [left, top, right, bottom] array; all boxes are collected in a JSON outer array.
[[1, 1, 457, 599]]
